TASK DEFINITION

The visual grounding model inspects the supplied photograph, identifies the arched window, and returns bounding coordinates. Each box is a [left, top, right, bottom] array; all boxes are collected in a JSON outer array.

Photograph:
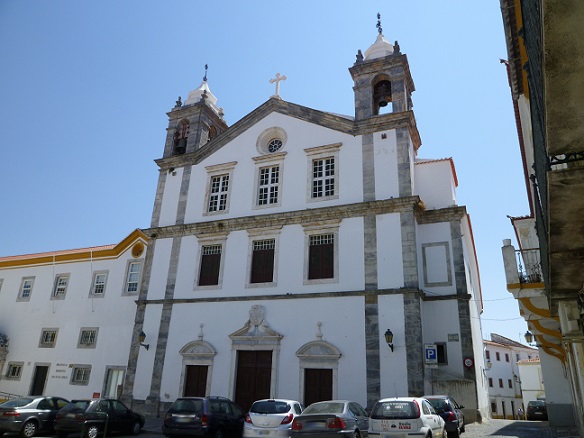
[[372, 80, 392, 115], [174, 120, 189, 154]]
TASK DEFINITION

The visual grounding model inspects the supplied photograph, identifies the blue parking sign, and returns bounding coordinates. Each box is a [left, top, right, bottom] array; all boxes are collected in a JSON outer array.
[[425, 344, 437, 364]]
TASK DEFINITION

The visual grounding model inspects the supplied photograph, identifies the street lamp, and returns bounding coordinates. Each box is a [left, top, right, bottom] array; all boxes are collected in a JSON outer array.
[[524, 331, 534, 345], [384, 329, 394, 352], [139, 331, 150, 351]]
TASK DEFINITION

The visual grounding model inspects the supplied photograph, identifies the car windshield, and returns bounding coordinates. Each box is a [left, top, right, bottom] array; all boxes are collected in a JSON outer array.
[[303, 402, 344, 415], [63, 401, 91, 411], [250, 401, 290, 414], [426, 399, 450, 412], [371, 401, 419, 420], [0, 398, 34, 408], [168, 399, 204, 414], [528, 401, 545, 407]]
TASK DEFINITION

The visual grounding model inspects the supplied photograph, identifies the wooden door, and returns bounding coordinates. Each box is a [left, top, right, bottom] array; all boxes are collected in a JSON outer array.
[[235, 351, 272, 412], [30, 366, 48, 396], [304, 368, 332, 407], [184, 365, 208, 396]]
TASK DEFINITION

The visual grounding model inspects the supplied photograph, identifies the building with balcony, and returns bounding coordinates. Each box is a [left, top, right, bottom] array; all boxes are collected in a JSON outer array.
[[499, 0, 584, 432]]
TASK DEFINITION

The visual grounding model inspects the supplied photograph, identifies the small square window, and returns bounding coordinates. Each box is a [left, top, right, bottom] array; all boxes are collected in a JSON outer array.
[[6, 362, 23, 380], [71, 365, 91, 385], [485, 350, 490, 360], [91, 272, 108, 296], [78, 328, 98, 348], [124, 261, 142, 295], [39, 329, 58, 348], [18, 277, 35, 301], [52, 274, 69, 299]]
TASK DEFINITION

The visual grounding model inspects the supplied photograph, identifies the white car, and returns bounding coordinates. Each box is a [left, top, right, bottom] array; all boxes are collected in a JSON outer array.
[[244, 399, 304, 438], [368, 397, 446, 438]]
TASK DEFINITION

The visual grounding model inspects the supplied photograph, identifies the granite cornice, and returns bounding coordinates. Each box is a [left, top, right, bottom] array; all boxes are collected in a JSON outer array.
[[353, 111, 421, 150], [349, 54, 410, 77], [142, 196, 421, 239], [135, 286, 425, 306], [416, 205, 468, 224]]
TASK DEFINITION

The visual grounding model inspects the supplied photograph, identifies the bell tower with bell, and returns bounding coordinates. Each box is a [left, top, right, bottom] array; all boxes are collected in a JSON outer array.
[[349, 14, 415, 121]]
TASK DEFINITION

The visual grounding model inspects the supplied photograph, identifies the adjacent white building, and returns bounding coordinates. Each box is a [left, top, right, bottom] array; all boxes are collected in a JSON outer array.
[[0, 231, 147, 400], [483, 334, 537, 419]]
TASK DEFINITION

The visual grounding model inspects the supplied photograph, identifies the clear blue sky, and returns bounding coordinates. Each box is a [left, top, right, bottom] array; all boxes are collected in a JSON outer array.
[[0, 2, 530, 343]]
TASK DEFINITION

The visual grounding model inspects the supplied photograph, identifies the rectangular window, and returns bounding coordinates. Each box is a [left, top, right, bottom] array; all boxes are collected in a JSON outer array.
[[516, 353, 520, 362], [496, 352, 500, 361], [71, 365, 91, 385], [250, 239, 275, 283], [312, 158, 335, 198], [308, 234, 334, 279], [52, 274, 69, 298], [436, 342, 448, 364], [91, 272, 107, 296], [78, 328, 98, 348], [39, 329, 58, 348], [491, 401, 497, 413], [508, 379, 513, 388], [199, 245, 222, 286], [499, 378, 503, 388], [208, 174, 230, 212], [125, 262, 142, 294], [257, 166, 280, 206], [18, 277, 35, 300], [6, 362, 23, 379], [488, 378, 493, 387], [505, 353, 510, 362], [0, 279, 3, 293], [485, 350, 490, 360]]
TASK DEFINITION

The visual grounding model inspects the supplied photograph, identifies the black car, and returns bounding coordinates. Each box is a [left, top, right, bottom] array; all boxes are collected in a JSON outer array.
[[54, 399, 144, 438], [424, 395, 465, 438], [526, 400, 547, 421], [0, 396, 69, 438], [163, 396, 245, 438]]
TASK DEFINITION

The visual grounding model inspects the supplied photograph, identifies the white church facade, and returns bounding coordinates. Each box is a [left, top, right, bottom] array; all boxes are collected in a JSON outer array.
[[0, 28, 489, 421]]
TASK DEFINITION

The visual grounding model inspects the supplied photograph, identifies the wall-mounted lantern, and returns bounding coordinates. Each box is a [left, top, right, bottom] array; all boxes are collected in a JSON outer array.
[[384, 329, 394, 352], [139, 331, 150, 351]]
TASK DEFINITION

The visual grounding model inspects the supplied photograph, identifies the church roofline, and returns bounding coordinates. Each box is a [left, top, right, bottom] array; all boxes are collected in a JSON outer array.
[[156, 98, 421, 169]]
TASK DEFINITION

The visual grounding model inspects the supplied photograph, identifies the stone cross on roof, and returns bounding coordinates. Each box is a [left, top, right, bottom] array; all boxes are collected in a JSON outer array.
[[269, 72, 287, 99]]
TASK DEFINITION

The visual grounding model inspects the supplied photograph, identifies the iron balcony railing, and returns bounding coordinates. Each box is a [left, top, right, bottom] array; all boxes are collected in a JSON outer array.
[[516, 248, 543, 284]]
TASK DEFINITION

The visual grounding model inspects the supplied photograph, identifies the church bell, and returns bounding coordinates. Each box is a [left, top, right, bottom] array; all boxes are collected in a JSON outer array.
[[378, 83, 390, 107]]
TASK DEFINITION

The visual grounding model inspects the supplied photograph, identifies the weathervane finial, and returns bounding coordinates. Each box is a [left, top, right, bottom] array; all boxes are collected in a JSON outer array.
[[376, 13, 382, 35], [203, 64, 208, 82]]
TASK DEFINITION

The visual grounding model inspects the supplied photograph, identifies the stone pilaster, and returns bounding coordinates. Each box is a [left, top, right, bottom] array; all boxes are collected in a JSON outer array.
[[403, 291, 424, 396], [364, 294, 380, 409], [175, 166, 192, 225], [396, 127, 412, 197], [401, 211, 418, 288]]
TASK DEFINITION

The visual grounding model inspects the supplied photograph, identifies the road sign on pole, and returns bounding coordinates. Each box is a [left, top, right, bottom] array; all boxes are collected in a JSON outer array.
[[425, 343, 438, 365]]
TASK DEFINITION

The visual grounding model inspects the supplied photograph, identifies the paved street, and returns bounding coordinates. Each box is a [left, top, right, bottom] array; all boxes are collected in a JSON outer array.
[[462, 419, 553, 437]]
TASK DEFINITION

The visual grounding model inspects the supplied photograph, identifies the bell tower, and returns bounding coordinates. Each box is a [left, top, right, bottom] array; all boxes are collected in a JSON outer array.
[[161, 65, 228, 159], [349, 16, 415, 121]]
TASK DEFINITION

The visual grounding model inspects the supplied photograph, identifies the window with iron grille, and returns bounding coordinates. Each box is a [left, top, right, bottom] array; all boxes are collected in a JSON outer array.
[[250, 239, 275, 284], [52, 275, 69, 298], [125, 262, 141, 294], [258, 166, 280, 205], [18, 277, 35, 301], [308, 234, 334, 279], [78, 328, 98, 348], [91, 272, 107, 296], [40, 329, 58, 348], [6, 362, 22, 379], [312, 158, 335, 198], [208, 174, 229, 212], [199, 245, 222, 286], [71, 366, 91, 385]]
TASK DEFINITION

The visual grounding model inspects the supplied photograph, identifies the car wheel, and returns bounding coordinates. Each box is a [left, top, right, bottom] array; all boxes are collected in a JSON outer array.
[[20, 421, 38, 438], [447, 429, 460, 438], [353, 431, 361, 438], [131, 421, 142, 435], [86, 425, 99, 438]]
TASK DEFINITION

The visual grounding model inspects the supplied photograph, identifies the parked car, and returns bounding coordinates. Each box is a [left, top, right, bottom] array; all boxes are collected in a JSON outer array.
[[368, 397, 446, 438], [54, 399, 144, 438], [163, 396, 245, 438], [423, 395, 465, 437], [0, 396, 69, 438], [244, 399, 303, 438], [526, 400, 547, 421], [291, 400, 368, 438]]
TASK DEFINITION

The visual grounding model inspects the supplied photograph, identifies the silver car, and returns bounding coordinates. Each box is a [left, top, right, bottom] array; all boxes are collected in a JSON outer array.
[[244, 399, 303, 438]]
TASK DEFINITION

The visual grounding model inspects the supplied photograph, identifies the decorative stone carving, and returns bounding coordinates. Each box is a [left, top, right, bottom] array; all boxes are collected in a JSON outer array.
[[229, 305, 283, 342]]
